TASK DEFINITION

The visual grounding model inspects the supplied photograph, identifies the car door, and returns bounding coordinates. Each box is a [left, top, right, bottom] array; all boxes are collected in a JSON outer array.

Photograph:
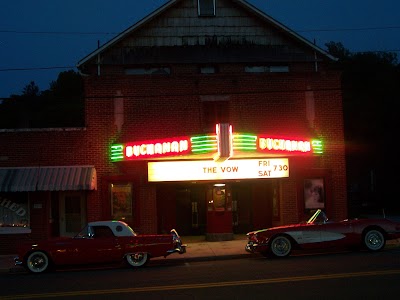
[[81, 225, 123, 264], [298, 223, 323, 249], [320, 221, 353, 248], [51, 233, 122, 266]]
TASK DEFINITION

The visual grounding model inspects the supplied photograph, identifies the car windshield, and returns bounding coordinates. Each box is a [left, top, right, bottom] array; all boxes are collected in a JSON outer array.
[[74, 225, 91, 238], [307, 209, 328, 224]]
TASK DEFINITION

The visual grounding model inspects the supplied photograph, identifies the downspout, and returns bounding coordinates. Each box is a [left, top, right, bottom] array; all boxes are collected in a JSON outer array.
[[314, 51, 318, 72], [97, 40, 101, 76], [313, 39, 318, 72]]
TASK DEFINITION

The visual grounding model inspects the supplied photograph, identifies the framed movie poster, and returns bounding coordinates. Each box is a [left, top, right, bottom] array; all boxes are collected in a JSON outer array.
[[111, 183, 132, 221], [304, 178, 325, 210]]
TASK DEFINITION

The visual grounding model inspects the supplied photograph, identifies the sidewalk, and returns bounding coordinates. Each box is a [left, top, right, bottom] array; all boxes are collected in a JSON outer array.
[[1, 236, 399, 274]]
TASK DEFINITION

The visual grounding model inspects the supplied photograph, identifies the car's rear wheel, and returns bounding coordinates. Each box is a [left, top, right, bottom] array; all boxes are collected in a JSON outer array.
[[269, 235, 292, 257], [363, 229, 385, 251], [25, 251, 51, 273], [126, 252, 149, 267]]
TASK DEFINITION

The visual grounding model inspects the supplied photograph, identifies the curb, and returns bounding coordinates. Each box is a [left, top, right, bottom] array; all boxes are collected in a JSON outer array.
[[1, 253, 255, 274], [1, 239, 399, 274]]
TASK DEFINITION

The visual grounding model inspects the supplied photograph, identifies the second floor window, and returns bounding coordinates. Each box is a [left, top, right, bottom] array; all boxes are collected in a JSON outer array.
[[199, 65, 218, 74], [202, 100, 229, 131], [198, 0, 216, 17]]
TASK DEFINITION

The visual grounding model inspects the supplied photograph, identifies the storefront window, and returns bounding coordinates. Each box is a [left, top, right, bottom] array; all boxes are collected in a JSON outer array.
[[0, 193, 31, 234], [304, 178, 325, 210], [111, 183, 133, 222]]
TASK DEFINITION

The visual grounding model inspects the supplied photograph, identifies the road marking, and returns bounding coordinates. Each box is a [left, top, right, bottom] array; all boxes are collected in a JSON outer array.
[[2, 269, 400, 299]]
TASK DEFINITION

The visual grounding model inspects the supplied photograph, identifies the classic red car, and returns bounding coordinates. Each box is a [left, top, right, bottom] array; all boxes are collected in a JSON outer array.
[[246, 209, 400, 258], [14, 220, 186, 273]]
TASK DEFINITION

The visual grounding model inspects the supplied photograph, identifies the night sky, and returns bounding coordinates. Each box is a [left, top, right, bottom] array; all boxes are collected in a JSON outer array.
[[1, 0, 399, 98]]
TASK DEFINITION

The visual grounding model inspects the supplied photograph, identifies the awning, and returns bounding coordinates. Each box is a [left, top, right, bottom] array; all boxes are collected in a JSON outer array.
[[0, 166, 97, 192]]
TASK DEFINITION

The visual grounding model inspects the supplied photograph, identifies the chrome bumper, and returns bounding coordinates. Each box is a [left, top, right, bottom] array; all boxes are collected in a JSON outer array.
[[167, 229, 187, 256], [245, 242, 256, 253], [166, 243, 187, 256], [245, 241, 269, 253], [14, 256, 23, 266]]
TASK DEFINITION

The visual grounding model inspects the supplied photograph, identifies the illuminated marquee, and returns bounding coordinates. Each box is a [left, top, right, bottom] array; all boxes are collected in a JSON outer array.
[[110, 124, 324, 162], [111, 137, 191, 161], [258, 137, 311, 153], [148, 158, 290, 182]]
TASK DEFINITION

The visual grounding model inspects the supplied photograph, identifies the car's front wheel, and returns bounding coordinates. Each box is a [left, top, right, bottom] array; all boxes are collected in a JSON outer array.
[[363, 229, 386, 251], [25, 251, 51, 273], [126, 252, 149, 267], [269, 235, 292, 258]]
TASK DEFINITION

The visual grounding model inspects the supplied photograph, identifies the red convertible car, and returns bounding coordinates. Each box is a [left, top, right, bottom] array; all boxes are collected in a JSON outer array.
[[14, 220, 186, 273], [246, 209, 400, 258]]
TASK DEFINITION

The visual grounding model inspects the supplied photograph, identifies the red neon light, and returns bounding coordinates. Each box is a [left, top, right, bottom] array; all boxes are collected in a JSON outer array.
[[124, 136, 191, 159], [258, 137, 311, 153]]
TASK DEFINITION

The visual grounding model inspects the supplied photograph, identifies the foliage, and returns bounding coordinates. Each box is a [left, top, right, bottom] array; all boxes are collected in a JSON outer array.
[[22, 81, 40, 97], [326, 42, 400, 213], [0, 70, 84, 128]]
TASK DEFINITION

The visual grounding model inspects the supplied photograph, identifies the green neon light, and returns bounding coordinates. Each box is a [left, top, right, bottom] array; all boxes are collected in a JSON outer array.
[[110, 144, 124, 161], [233, 134, 257, 151], [192, 144, 217, 152], [312, 139, 323, 154], [192, 147, 218, 153], [191, 135, 217, 142], [190, 135, 217, 153]]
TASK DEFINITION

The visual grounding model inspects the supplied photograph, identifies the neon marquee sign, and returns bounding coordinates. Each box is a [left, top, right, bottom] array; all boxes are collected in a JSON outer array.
[[110, 124, 323, 162], [111, 137, 191, 161], [258, 137, 311, 153]]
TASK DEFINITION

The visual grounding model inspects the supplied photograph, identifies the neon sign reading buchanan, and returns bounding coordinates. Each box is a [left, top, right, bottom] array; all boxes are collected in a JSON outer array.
[[258, 138, 311, 153], [124, 137, 190, 159], [110, 125, 322, 162]]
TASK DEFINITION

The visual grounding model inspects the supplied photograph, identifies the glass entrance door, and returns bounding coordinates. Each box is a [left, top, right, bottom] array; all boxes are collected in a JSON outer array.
[[59, 192, 86, 237]]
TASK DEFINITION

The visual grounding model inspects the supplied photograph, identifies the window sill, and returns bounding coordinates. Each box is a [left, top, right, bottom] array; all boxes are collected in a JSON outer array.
[[0, 227, 31, 234]]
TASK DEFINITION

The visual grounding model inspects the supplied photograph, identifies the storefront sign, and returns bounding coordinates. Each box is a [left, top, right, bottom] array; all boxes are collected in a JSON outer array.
[[111, 136, 191, 161], [111, 123, 323, 162], [148, 158, 289, 182], [258, 137, 311, 153]]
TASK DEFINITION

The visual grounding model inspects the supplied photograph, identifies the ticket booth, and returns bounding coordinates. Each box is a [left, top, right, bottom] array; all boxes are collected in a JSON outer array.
[[206, 183, 234, 241]]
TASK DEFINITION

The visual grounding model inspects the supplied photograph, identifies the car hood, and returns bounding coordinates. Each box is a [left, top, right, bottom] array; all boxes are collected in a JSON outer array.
[[248, 223, 305, 235]]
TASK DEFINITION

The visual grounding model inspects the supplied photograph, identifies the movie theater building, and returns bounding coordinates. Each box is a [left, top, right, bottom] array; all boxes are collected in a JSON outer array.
[[0, 0, 347, 252]]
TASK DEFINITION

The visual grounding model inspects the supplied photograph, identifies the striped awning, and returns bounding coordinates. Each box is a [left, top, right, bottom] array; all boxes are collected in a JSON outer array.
[[0, 166, 97, 192]]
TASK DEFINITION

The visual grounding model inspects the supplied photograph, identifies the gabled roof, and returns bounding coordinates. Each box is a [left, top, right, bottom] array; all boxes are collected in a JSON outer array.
[[77, 0, 336, 68]]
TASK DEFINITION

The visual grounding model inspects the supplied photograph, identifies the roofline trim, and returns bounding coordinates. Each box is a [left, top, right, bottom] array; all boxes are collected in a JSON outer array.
[[77, 0, 179, 68], [77, 0, 336, 68]]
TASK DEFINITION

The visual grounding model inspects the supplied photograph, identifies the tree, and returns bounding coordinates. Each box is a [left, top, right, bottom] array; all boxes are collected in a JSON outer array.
[[0, 81, 41, 128], [40, 70, 85, 127], [0, 70, 84, 128], [326, 42, 400, 215], [22, 81, 40, 97], [325, 41, 352, 61]]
